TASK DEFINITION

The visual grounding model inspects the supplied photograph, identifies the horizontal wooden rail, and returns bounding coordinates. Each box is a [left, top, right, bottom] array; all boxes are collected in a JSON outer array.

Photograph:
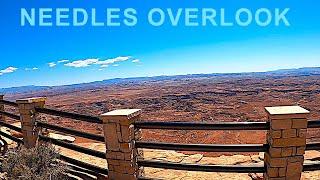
[[36, 121, 104, 142], [35, 107, 102, 124], [0, 110, 20, 120], [303, 162, 320, 171], [0, 131, 23, 144], [135, 121, 269, 130], [306, 142, 320, 151], [39, 135, 105, 159], [307, 120, 320, 128], [0, 100, 18, 107], [60, 154, 108, 175], [136, 141, 268, 152], [0, 121, 22, 132], [138, 160, 265, 173]]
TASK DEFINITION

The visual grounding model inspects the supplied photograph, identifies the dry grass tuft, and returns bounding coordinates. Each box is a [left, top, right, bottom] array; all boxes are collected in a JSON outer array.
[[2, 143, 67, 180]]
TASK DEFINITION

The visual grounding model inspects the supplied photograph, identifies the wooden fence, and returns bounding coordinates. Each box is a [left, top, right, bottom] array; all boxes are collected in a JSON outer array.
[[1, 95, 320, 180]]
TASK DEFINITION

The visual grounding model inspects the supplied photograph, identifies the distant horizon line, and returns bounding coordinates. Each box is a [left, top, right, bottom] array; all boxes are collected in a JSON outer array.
[[1, 66, 319, 89]]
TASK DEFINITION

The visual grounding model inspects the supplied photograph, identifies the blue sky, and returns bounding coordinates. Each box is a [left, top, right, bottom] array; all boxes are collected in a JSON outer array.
[[0, 0, 319, 88]]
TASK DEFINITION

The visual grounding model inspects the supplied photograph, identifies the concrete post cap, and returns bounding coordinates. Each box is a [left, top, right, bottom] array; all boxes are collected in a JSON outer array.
[[265, 106, 309, 115], [101, 109, 141, 117], [16, 97, 47, 103]]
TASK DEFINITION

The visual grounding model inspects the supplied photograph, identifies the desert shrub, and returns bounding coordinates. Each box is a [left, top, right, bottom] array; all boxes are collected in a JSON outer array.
[[2, 143, 67, 180]]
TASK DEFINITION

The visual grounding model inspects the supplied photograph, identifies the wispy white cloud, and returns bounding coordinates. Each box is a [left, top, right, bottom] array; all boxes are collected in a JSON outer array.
[[96, 56, 131, 65], [44, 56, 136, 70], [0, 67, 18, 75], [57, 60, 69, 64], [65, 58, 99, 68], [48, 62, 56, 68], [64, 56, 132, 69], [132, 59, 140, 63], [96, 56, 131, 67], [47, 60, 68, 68], [25, 67, 39, 71]]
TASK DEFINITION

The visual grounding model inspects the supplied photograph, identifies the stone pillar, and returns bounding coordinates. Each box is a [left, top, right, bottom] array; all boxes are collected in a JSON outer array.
[[101, 109, 141, 180], [17, 97, 46, 148], [0, 95, 4, 122], [264, 106, 310, 180]]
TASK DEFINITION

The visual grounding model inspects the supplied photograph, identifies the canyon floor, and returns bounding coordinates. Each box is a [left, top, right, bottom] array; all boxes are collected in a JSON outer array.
[[5, 73, 320, 148]]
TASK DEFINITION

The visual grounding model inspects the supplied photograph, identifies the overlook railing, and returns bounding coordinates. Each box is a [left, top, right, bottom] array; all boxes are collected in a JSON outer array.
[[135, 121, 267, 174], [1, 95, 320, 179]]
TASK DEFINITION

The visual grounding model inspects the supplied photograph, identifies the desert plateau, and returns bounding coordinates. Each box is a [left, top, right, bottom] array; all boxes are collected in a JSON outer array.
[[2, 67, 320, 157]]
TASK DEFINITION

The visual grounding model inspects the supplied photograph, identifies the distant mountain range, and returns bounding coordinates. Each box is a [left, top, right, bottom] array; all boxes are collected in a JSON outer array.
[[1, 67, 320, 95]]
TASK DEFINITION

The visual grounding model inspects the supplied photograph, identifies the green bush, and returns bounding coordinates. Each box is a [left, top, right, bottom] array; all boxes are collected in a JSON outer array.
[[2, 143, 67, 180]]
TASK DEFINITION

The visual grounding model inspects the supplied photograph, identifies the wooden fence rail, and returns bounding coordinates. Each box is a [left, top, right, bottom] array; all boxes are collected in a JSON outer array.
[[36, 121, 105, 142], [137, 160, 265, 173], [134, 121, 269, 130], [135, 141, 268, 152]]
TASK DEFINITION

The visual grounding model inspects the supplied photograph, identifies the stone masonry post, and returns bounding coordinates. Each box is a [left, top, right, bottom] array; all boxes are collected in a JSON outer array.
[[264, 106, 310, 180], [17, 97, 46, 148], [0, 95, 4, 122], [101, 109, 142, 180]]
